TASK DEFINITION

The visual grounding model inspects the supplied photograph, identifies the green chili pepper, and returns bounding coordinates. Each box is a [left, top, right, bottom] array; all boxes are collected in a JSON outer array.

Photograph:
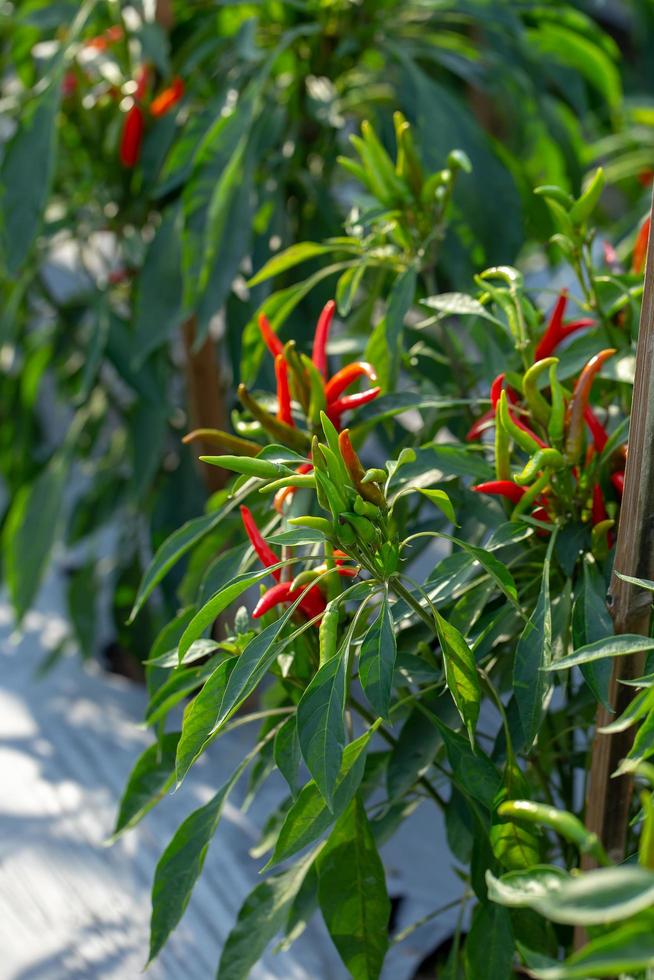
[[284, 341, 311, 414], [288, 515, 334, 535], [547, 363, 566, 445], [300, 354, 327, 428], [238, 384, 310, 452], [336, 519, 356, 547], [591, 518, 614, 560], [341, 512, 378, 545], [495, 403, 511, 481], [514, 448, 564, 486], [523, 357, 557, 427], [354, 496, 381, 519], [291, 569, 320, 590], [362, 468, 387, 485], [499, 390, 544, 456], [639, 792, 654, 870], [259, 473, 316, 494], [198, 455, 293, 479], [497, 800, 609, 865], [319, 601, 340, 667], [511, 471, 550, 519]]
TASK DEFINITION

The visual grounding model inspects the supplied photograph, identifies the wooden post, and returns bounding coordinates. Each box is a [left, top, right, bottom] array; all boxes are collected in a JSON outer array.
[[583, 192, 654, 865], [182, 316, 230, 493]]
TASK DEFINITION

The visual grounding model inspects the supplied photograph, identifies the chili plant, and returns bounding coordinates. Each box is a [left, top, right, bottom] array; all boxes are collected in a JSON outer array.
[[115, 169, 654, 975]]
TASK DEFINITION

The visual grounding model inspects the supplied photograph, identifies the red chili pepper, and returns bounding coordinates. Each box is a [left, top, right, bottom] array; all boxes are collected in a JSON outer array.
[[273, 462, 313, 513], [327, 387, 380, 427], [119, 105, 144, 167], [312, 300, 336, 378], [591, 484, 608, 526], [62, 71, 77, 98], [257, 313, 284, 358], [134, 64, 151, 101], [274, 355, 293, 426], [564, 349, 616, 462], [584, 406, 608, 452], [535, 292, 568, 361], [555, 318, 595, 344], [150, 77, 184, 117], [85, 25, 124, 49], [465, 407, 495, 442], [490, 374, 518, 410], [252, 581, 326, 621], [633, 216, 651, 275], [611, 471, 625, 497], [472, 481, 526, 505], [639, 170, 654, 188], [324, 362, 377, 403], [240, 505, 280, 581]]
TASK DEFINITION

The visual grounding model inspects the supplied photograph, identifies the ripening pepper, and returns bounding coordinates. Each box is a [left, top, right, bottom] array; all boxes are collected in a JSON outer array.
[[150, 77, 185, 117], [633, 216, 651, 275], [564, 348, 616, 463]]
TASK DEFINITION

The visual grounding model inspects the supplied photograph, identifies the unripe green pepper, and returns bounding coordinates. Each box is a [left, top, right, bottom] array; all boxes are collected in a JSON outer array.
[[319, 601, 340, 667], [494, 403, 511, 481], [523, 357, 557, 426], [288, 515, 334, 535], [547, 363, 566, 445], [354, 496, 380, 519], [514, 448, 564, 487]]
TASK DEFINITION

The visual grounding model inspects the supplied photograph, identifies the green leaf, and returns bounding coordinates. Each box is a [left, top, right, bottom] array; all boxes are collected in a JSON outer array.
[[144, 660, 219, 726], [359, 599, 396, 719], [530, 920, 654, 979], [418, 488, 456, 524], [132, 207, 183, 365], [317, 796, 390, 980], [1, 82, 59, 274], [215, 609, 296, 730], [216, 851, 316, 980], [491, 865, 654, 926], [384, 266, 417, 389], [435, 609, 480, 744], [421, 292, 500, 323], [177, 564, 286, 661], [528, 23, 621, 109], [575, 556, 613, 707], [274, 715, 302, 798], [487, 866, 570, 908], [175, 658, 237, 783], [149, 761, 246, 961], [111, 733, 180, 839], [297, 649, 348, 808], [513, 542, 553, 746], [4, 452, 69, 620], [269, 729, 373, 868], [248, 242, 337, 286], [386, 705, 441, 801], [551, 634, 654, 670], [465, 901, 514, 980], [434, 718, 502, 808]]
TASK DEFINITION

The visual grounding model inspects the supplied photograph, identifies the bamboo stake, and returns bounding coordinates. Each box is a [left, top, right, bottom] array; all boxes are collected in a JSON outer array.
[[583, 192, 654, 865]]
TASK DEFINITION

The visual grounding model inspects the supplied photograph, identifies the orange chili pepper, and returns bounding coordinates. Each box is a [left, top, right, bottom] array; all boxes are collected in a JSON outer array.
[[633, 216, 651, 275], [324, 362, 377, 403], [274, 355, 293, 426], [150, 77, 184, 117], [564, 349, 616, 462]]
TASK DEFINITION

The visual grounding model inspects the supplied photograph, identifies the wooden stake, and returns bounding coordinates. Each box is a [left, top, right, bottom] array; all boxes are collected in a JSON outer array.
[[583, 193, 654, 865], [182, 316, 230, 494]]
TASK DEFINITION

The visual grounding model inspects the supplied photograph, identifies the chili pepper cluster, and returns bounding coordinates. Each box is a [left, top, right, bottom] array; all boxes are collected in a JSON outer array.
[[200, 412, 398, 626], [468, 291, 626, 550], [61, 25, 185, 169]]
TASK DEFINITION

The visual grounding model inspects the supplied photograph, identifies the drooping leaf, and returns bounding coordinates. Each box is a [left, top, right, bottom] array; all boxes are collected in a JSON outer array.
[[464, 901, 514, 980], [4, 452, 69, 620], [112, 732, 180, 839], [175, 657, 237, 783], [269, 729, 373, 868], [528, 921, 654, 979], [273, 716, 302, 799], [551, 635, 654, 670], [216, 851, 316, 980], [435, 609, 480, 744], [132, 207, 183, 365], [297, 649, 348, 809], [359, 599, 397, 719], [317, 795, 390, 980], [513, 541, 553, 747]]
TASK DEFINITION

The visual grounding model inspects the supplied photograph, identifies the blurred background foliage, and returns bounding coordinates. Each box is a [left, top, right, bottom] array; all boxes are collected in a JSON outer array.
[[0, 0, 652, 671]]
